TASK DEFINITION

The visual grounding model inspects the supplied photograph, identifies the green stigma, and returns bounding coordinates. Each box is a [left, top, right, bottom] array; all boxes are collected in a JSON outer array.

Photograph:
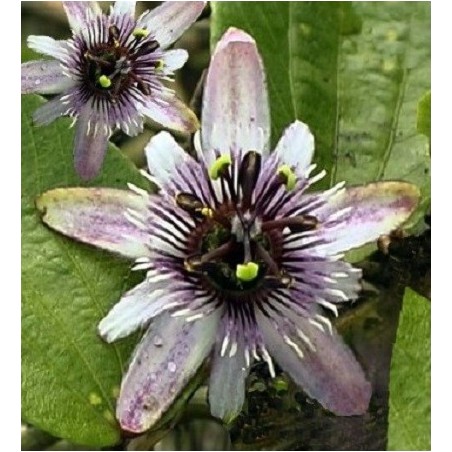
[[132, 28, 150, 38], [209, 154, 232, 180], [236, 262, 259, 282], [98, 75, 112, 88], [277, 164, 297, 190]]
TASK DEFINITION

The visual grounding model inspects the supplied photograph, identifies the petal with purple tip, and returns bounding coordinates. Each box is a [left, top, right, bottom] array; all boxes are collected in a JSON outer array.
[[274, 120, 315, 175], [73, 104, 110, 180], [36, 187, 150, 260], [256, 307, 371, 416], [62, 1, 101, 32], [138, 1, 206, 49], [22, 60, 77, 95], [141, 96, 200, 134], [201, 28, 270, 166], [309, 182, 420, 255], [117, 311, 221, 433]]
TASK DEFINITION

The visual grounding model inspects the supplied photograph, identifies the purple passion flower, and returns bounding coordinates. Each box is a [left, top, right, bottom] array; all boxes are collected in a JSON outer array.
[[37, 28, 420, 433], [22, 1, 205, 180]]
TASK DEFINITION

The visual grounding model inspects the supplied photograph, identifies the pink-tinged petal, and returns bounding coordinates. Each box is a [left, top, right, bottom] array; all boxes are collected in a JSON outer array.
[[138, 1, 206, 49], [21, 60, 77, 95], [117, 310, 221, 433], [27, 36, 68, 61], [201, 28, 270, 166], [99, 280, 175, 343], [73, 104, 110, 180], [141, 95, 200, 134], [310, 182, 420, 255], [112, 1, 136, 18], [256, 307, 371, 416], [32, 94, 71, 126], [62, 1, 101, 32], [209, 328, 248, 422], [36, 187, 150, 260], [274, 120, 315, 175], [161, 49, 189, 73], [144, 131, 194, 187]]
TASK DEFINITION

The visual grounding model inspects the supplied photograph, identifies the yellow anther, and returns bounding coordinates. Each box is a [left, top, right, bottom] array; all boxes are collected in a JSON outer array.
[[98, 75, 112, 88], [200, 207, 214, 218], [236, 262, 259, 282], [133, 28, 150, 38], [277, 164, 297, 191], [155, 60, 165, 71], [209, 154, 232, 180]]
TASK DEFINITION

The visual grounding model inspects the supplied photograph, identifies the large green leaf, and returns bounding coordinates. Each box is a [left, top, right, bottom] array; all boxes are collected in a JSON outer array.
[[211, 2, 430, 225], [388, 288, 430, 450], [21, 95, 147, 446]]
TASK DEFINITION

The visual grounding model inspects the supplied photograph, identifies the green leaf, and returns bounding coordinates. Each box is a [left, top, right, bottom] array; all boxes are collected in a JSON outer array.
[[388, 288, 430, 450], [417, 90, 431, 139], [21, 95, 147, 447], [211, 2, 430, 225]]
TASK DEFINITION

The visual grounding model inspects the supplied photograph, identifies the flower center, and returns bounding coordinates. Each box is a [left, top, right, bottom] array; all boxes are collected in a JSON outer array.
[[177, 152, 319, 297], [81, 25, 161, 100]]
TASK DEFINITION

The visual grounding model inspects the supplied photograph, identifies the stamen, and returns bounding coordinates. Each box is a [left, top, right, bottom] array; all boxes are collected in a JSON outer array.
[[209, 154, 232, 180], [236, 262, 259, 282], [185, 240, 234, 272], [108, 25, 120, 47], [155, 60, 165, 71], [98, 75, 112, 88], [133, 28, 150, 39], [238, 151, 261, 210], [262, 215, 318, 233], [277, 165, 297, 190]]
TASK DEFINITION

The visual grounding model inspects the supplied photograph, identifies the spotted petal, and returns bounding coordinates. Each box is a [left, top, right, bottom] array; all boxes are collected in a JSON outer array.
[[36, 187, 150, 260], [21, 60, 77, 95], [309, 182, 420, 255], [256, 307, 371, 416], [138, 1, 206, 49], [201, 28, 270, 166], [112, 1, 136, 18], [117, 311, 221, 433]]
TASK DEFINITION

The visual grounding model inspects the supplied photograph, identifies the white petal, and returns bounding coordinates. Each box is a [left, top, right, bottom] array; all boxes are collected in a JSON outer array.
[[274, 120, 315, 175], [27, 36, 68, 61], [161, 49, 189, 73], [144, 131, 194, 187], [98, 280, 177, 342]]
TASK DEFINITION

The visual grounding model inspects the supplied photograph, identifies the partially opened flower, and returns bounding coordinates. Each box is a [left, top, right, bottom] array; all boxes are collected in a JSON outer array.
[[22, 1, 205, 180], [37, 28, 420, 432]]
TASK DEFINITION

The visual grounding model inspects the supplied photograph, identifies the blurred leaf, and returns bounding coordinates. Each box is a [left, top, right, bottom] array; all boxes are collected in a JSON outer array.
[[388, 288, 430, 450], [21, 95, 148, 447], [417, 90, 431, 141], [211, 2, 430, 227]]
